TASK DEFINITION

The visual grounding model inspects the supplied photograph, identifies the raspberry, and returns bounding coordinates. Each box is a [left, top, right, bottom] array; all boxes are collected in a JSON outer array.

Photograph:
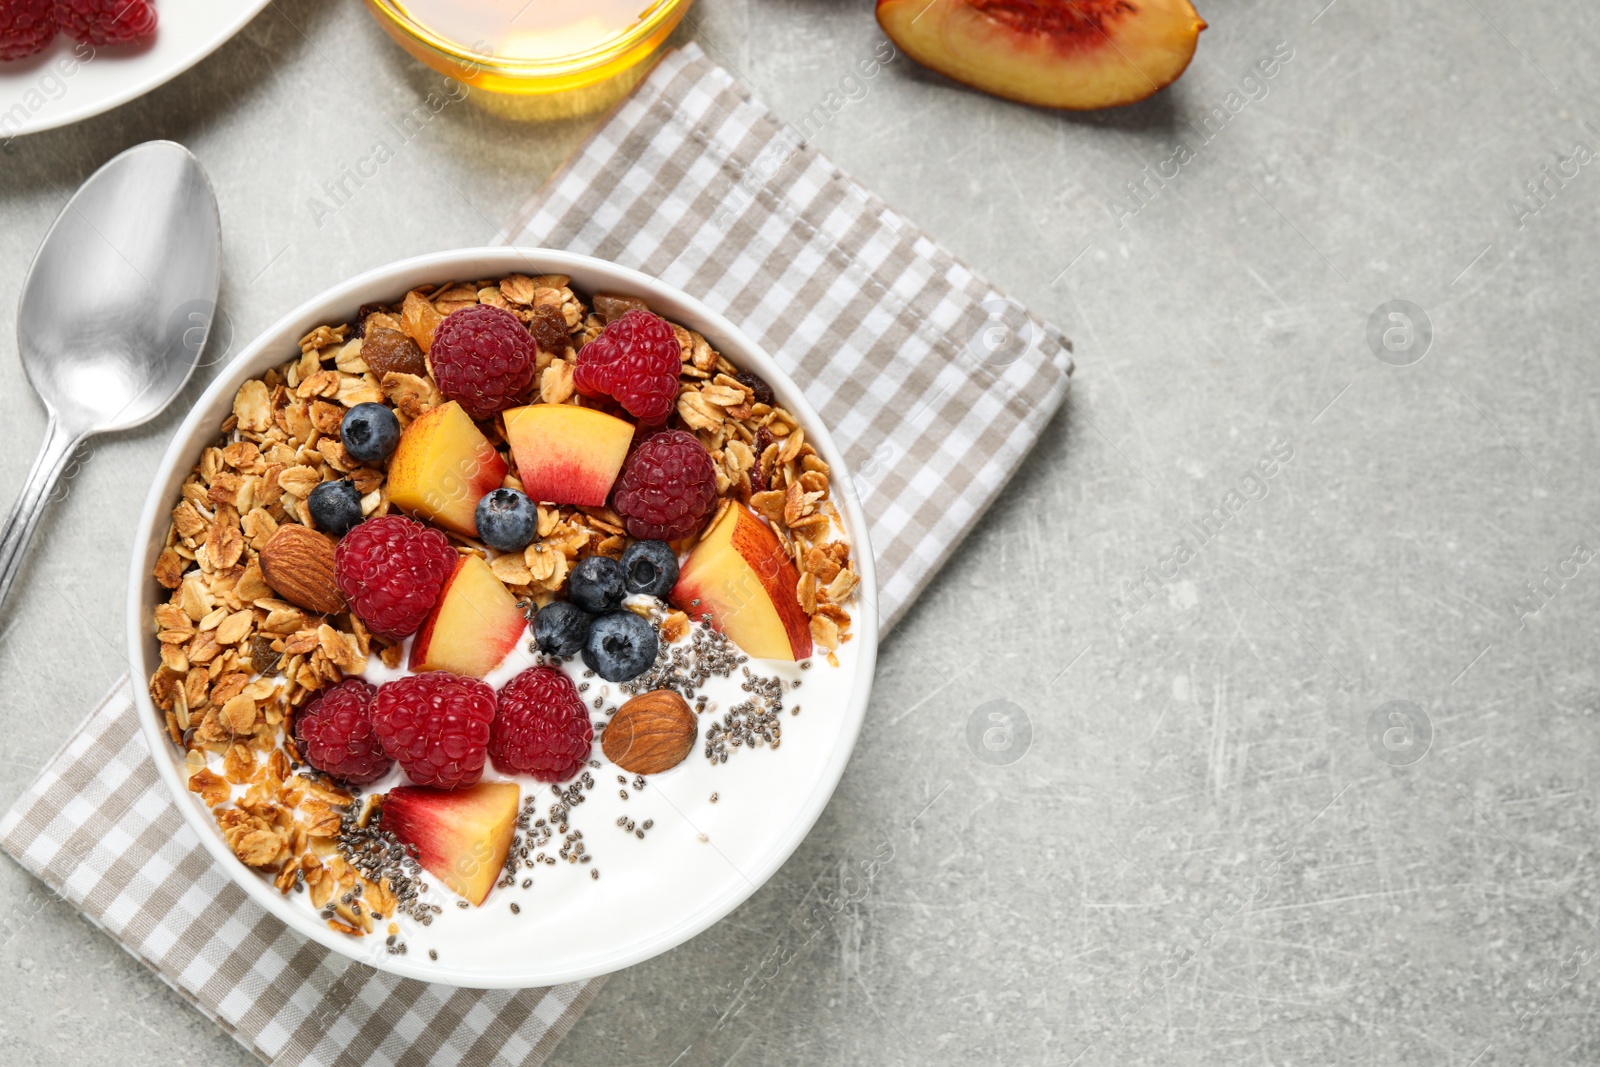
[[372, 673, 496, 790], [612, 430, 719, 541], [488, 667, 593, 782], [55, 0, 155, 45], [573, 310, 681, 425], [428, 304, 537, 420], [294, 679, 390, 786], [1, 1, 54, 60], [335, 515, 458, 640]]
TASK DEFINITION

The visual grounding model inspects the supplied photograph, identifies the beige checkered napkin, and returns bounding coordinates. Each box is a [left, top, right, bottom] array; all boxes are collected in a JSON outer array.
[[0, 679, 604, 1065], [0, 42, 1070, 1067]]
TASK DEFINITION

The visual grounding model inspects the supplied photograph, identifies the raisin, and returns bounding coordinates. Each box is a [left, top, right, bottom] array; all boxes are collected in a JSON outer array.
[[531, 304, 572, 356], [362, 328, 427, 378], [735, 371, 775, 407], [250, 635, 282, 676], [592, 292, 650, 324], [351, 302, 389, 338], [750, 426, 774, 495]]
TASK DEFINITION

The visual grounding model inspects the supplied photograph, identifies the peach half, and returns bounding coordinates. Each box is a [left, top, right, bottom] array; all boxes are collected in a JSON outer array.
[[409, 554, 526, 678], [670, 503, 813, 662], [386, 401, 508, 538], [877, 0, 1206, 111], [380, 782, 519, 906], [503, 404, 635, 508]]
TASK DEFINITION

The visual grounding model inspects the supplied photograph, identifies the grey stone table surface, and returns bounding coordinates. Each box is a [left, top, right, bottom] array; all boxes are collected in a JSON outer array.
[[2, 0, 1598, 1063]]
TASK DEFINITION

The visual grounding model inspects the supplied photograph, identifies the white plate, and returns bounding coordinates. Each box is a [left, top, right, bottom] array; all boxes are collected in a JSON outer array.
[[0, 0, 271, 138], [127, 248, 879, 988]]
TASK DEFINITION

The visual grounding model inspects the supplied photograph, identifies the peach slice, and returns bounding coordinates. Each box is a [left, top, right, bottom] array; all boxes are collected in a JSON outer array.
[[503, 404, 635, 507], [670, 503, 813, 661], [380, 782, 519, 906], [386, 401, 509, 538], [877, 0, 1206, 111], [409, 554, 527, 677]]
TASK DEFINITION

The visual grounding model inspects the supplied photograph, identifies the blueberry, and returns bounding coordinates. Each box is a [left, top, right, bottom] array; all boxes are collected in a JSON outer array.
[[620, 540, 679, 598], [534, 601, 590, 657], [474, 488, 537, 552], [308, 479, 364, 536], [568, 556, 626, 614], [582, 611, 658, 682], [340, 403, 400, 464]]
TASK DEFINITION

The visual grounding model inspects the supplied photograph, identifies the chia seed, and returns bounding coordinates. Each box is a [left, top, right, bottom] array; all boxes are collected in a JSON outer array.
[[702, 668, 786, 763], [334, 805, 432, 922], [620, 619, 745, 702]]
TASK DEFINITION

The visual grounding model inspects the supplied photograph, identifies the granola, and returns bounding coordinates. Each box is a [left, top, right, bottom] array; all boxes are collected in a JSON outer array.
[[147, 274, 858, 940]]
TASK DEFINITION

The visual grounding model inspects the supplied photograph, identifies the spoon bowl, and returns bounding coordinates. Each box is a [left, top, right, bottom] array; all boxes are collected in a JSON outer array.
[[0, 140, 221, 610]]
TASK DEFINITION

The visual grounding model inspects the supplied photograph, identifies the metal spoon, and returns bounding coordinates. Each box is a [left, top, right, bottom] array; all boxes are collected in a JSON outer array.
[[0, 140, 221, 612]]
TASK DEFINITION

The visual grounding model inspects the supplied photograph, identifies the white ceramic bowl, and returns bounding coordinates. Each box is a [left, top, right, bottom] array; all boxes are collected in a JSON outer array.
[[127, 248, 878, 988]]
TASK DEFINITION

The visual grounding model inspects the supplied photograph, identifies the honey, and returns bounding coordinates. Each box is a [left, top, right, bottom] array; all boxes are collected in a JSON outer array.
[[365, 0, 693, 118]]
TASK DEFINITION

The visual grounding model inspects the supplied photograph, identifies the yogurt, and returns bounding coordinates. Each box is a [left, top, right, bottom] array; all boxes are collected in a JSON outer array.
[[274, 603, 861, 975]]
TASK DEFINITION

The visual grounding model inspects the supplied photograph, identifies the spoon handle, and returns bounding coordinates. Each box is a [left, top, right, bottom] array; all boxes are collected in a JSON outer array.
[[0, 416, 83, 614]]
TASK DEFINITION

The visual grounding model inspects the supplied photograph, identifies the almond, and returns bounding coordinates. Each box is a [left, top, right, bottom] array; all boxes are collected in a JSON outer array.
[[258, 524, 344, 616], [602, 690, 697, 775]]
